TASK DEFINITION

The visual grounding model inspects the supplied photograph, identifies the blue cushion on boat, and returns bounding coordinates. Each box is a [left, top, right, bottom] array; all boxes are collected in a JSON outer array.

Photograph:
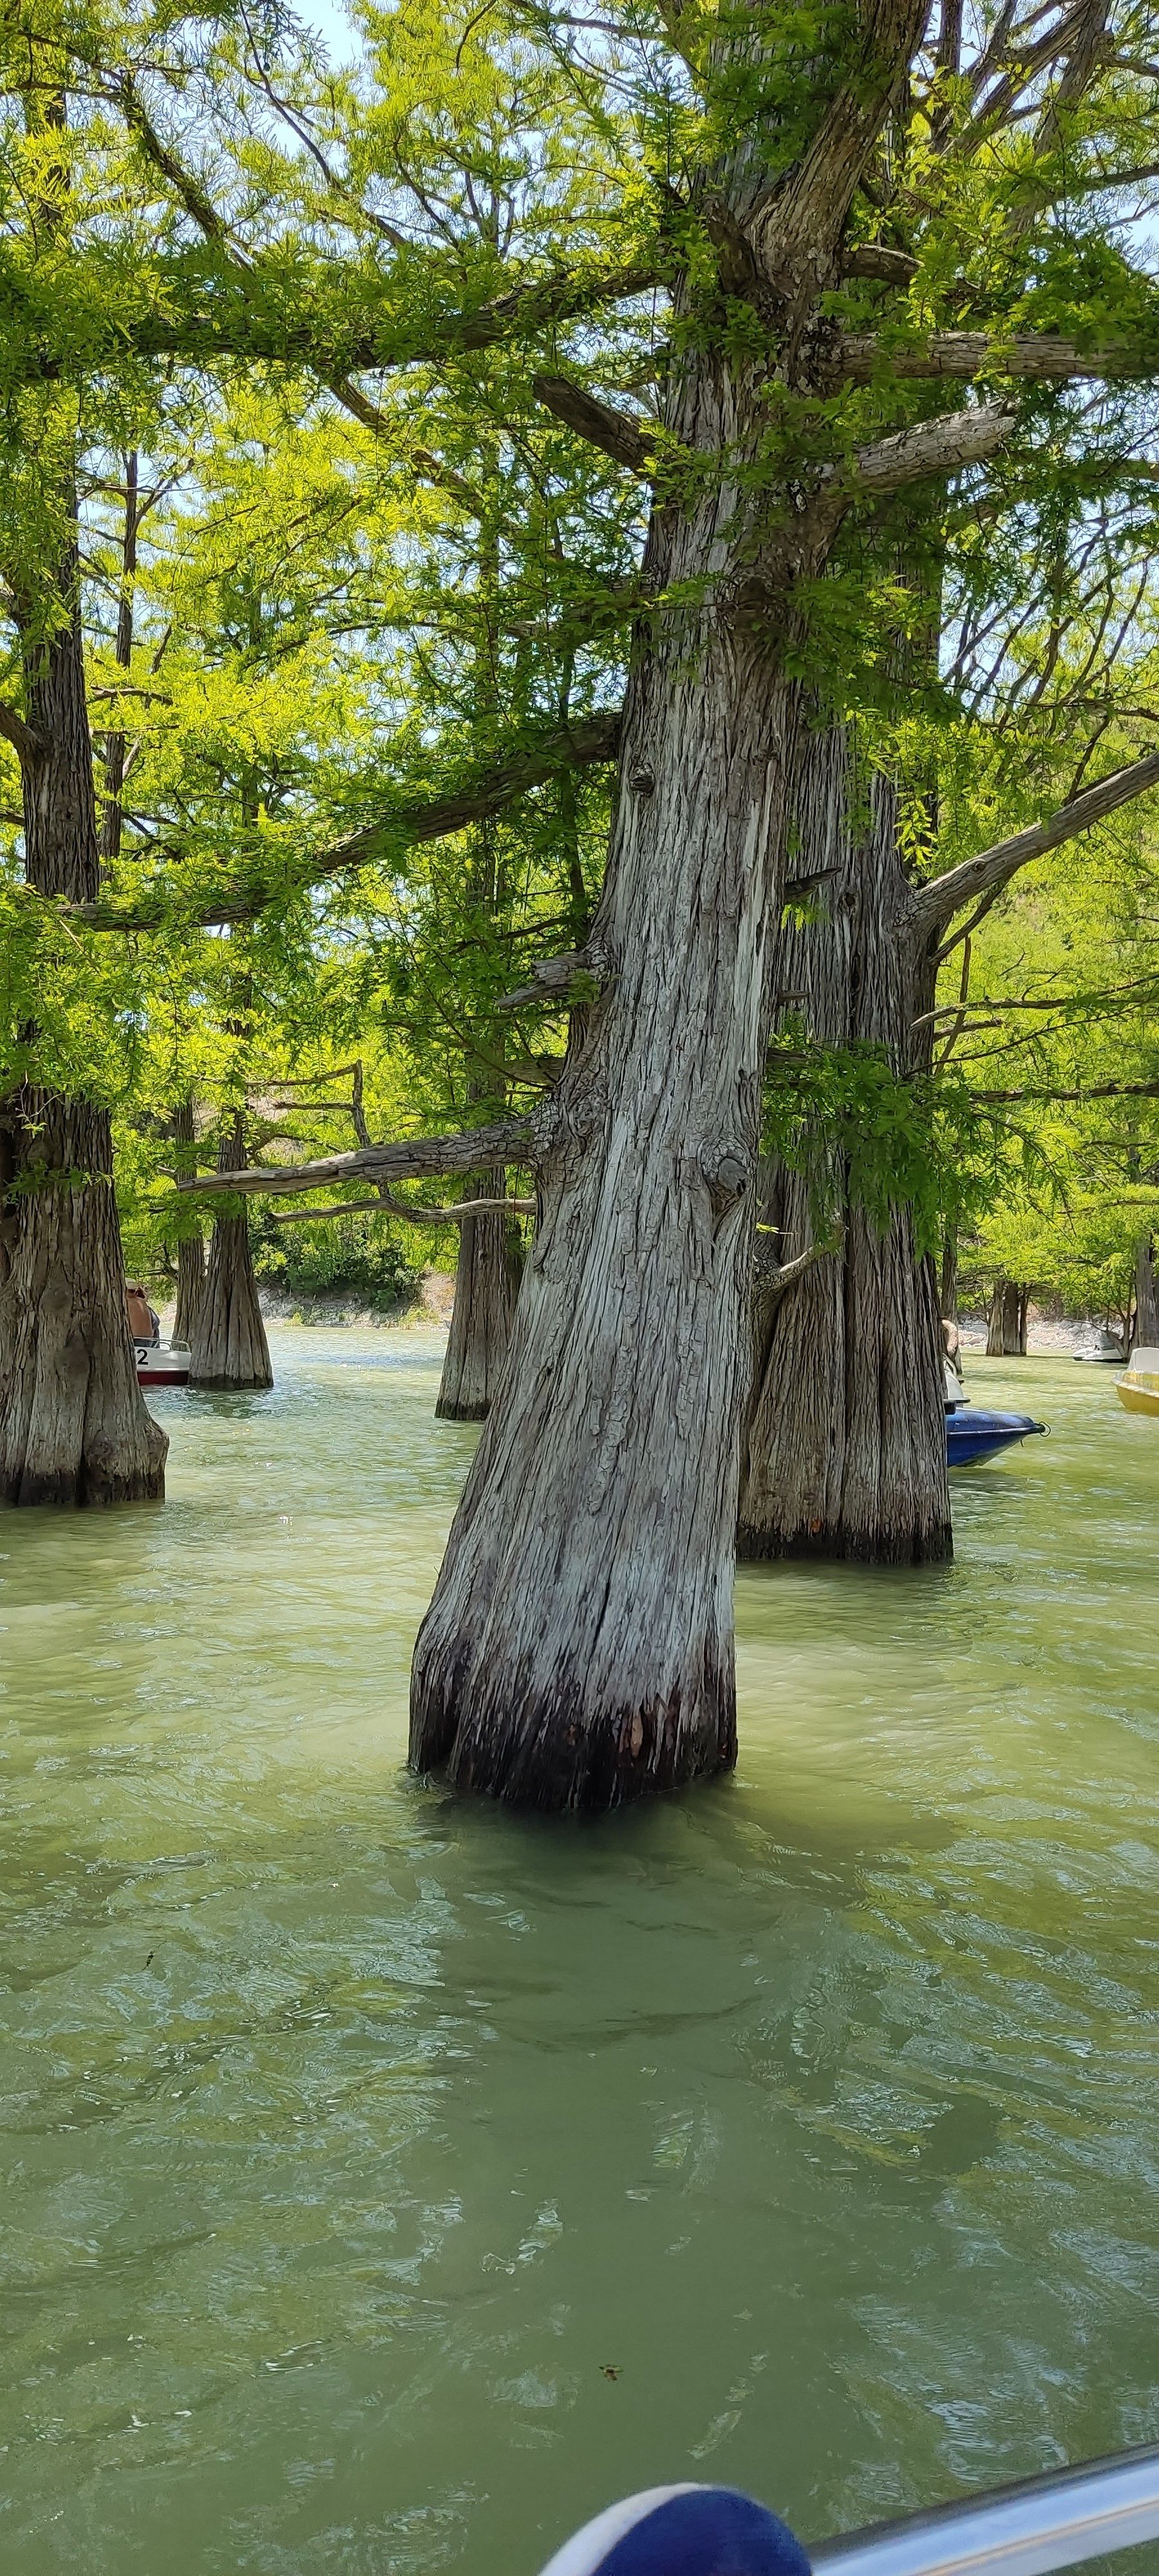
[[539, 2485, 812, 2576]]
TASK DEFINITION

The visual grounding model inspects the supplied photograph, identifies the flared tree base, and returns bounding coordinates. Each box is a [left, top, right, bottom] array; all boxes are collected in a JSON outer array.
[[0, 1094, 168, 1510], [410, 1658, 737, 1812], [737, 1513, 952, 1566], [189, 1212, 273, 1390]]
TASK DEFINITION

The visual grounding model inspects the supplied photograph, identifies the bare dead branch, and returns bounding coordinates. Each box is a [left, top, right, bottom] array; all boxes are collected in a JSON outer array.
[[175, 1113, 535, 1198], [270, 1189, 535, 1224]]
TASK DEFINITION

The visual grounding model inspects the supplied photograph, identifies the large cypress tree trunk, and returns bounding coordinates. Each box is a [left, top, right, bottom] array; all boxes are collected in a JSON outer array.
[[410, 522, 800, 1804], [436, 1169, 520, 1421], [408, 0, 932, 1806], [0, 544, 167, 1508], [189, 1117, 273, 1390], [738, 727, 951, 1564]]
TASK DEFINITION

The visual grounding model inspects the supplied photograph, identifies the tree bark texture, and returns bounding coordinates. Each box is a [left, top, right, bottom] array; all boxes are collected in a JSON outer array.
[[435, 1168, 520, 1421], [0, 542, 167, 1507], [1134, 1236, 1159, 1346], [0, 1092, 169, 1506], [738, 725, 952, 1565], [986, 1278, 1026, 1355], [408, 0, 930, 1806], [410, 373, 803, 1805], [170, 1099, 204, 1345], [189, 1118, 274, 1389], [173, 1234, 205, 1345]]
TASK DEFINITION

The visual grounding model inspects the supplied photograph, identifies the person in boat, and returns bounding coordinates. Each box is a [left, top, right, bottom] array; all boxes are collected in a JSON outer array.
[[126, 1282, 160, 1347], [941, 1316, 964, 1402]]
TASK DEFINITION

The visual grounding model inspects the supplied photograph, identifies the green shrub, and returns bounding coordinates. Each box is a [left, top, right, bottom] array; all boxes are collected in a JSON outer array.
[[252, 1212, 422, 1311]]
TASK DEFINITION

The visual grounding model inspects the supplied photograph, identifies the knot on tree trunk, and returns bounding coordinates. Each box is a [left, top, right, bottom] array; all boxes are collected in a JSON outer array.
[[699, 1139, 751, 1227]]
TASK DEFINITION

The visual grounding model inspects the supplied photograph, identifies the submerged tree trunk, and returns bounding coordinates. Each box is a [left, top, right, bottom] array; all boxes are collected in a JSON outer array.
[[1134, 1235, 1159, 1346], [0, 1092, 169, 1506], [173, 1235, 205, 1346], [738, 726, 951, 1565], [189, 1117, 273, 1389], [435, 1168, 520, 1421], [0, 539, 167, 1507], [986, 1278, 1025, 1356], [408, 0, 934, 1805], [410, 511, 800, 1804], [169, 1100, 204, 1345]]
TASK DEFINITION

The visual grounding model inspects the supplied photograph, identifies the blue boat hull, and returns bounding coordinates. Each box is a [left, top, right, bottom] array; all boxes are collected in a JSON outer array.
[[946, 1405, 1046, 1466]]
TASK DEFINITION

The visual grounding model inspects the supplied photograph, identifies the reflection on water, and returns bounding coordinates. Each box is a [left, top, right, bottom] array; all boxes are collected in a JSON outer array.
[[0, 1334, 1156, 2575]]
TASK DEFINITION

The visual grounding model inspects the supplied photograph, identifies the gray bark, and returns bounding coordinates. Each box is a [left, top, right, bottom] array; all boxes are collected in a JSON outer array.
[[986, 1279, 1026, 1356], [406, 0, 938, 1806], [189, 1117, 273, 1389], [173, 1235, 205, 1345], [169, 1099, 204, 1345], [939, 1231, 959, 1324], [738, 726, 951, 1565], [409, 485, 801, 1803], [436, 1169, 521, 1421], [1135, 1236, 1159, 1345], [0, 540, 166, 1506]]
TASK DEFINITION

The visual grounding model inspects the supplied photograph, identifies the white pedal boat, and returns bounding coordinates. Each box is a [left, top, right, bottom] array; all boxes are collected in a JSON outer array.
[[135, 1341, 191, 1387]]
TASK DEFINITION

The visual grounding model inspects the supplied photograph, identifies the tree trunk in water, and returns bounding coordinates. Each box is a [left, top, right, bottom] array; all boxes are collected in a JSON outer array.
[[0, 1093, 169, 1506], [738, 726, 951, 1565], [0, 540, 167, 1506], [170, 1099, 204, 1345], [173, 1235, 205, 1346], [1135, 1236, 1159, 1346], [410, 401, 800, 1803], [435, 1169, 520, 1421], [189, 1119, 273, 1389], [986, 1280, 1023, 1356], [408, 23, 928, 1804], [939, 1231, 959, 1324]]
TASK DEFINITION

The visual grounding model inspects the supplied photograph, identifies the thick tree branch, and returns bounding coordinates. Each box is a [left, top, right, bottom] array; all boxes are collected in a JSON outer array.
[[914, 746, 1159, 943], [840, 330, 1158, 383], [176, 1113, 535, 1198], [531, 375, 655, 476], [270, 1188, 536, 1224], [755, 0, 930, 288], [497, 947, 596, 1010], [801, 403, 1014, 553], [69, 713, 623, 931], [122, 259, 666, 380], [840, 243, 919, 285], [754, 1231, 843, 1303], [974, 1080, 1159, 1104], [0, 700, 44, 766]]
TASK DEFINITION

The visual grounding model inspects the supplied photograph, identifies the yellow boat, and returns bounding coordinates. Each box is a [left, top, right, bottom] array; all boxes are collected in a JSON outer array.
[[1115, 1345, 1159, 1416]]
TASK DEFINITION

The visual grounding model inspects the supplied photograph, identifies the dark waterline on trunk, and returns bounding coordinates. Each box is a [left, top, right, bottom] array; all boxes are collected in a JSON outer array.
[[0, 1329, 1155, 2575]]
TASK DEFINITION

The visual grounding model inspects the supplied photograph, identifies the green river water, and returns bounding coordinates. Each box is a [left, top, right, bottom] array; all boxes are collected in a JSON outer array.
[[1, 1334, 1156, 2576]]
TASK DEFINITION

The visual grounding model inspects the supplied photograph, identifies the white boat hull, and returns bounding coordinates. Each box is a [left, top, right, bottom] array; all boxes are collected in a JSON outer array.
[[135, 1343, 191, 1387]]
